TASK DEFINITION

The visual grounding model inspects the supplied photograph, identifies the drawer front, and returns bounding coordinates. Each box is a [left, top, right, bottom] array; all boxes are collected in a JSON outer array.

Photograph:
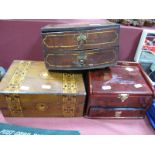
[[90, 95, 152, 108], [87, 107, 145, 118], [42, 28, 119, 51], [45, 47, 118, 70]]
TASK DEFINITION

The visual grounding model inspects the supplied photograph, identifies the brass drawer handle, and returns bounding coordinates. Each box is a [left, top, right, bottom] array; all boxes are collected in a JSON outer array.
[[115, 111, 122, 117], [77, 33, 87, 49]]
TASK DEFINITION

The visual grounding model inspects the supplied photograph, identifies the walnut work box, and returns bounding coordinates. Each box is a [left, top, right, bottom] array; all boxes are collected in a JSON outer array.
[[41, 22, 120, 70], [86, 61, 154, 118], [0, 60, 86, 117]]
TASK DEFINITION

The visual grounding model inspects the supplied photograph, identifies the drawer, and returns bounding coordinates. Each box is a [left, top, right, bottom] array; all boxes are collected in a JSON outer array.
[[87, 107, 145, 118], [90, 95, 152, 108], [45, 47, 118, 70], [42, 28, 119, 51]]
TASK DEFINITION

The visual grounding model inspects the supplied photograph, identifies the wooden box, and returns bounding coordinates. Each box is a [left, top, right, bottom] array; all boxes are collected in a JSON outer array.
[[86, 61, 154, 118], [0, 60, 86, 117], [41, 22, 120, 70]]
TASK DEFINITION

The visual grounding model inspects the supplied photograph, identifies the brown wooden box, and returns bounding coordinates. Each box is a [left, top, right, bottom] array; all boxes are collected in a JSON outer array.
[[86, 61, 154, 118], [41, 22, 120, 70], [0, 60, 86, 117]]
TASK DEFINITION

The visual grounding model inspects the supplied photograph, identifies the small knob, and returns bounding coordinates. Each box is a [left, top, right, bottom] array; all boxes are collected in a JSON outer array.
[[79, 59, 85, 66]]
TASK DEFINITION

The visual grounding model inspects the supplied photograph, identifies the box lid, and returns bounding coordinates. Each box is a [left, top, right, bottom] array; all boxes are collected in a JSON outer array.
[[0, 60, 86, 95], [89, 61, 153, 95], [41, 22, 120, 33]]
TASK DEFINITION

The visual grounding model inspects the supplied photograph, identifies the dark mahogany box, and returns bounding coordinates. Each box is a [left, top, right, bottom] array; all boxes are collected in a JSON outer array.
[[86, 61, 154, 118]]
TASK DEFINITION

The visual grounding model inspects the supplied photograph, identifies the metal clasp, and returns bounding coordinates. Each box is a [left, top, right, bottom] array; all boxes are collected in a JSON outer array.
[[118, 94, 129, 102]]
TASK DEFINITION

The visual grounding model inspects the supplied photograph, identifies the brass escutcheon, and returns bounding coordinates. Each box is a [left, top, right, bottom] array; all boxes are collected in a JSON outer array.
[[77, 33, 87, 49], [36, 103, 48, 112], [77, 33, 87, 42], [118, 94, 129, 102]]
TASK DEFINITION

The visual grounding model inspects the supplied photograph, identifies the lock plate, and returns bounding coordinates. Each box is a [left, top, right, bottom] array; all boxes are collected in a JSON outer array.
[[36, 103, 48, 112], [118, 94, 129, 102]]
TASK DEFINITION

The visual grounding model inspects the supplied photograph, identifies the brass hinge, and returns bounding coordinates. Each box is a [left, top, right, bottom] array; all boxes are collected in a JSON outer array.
[[5, 94, 23, 116]]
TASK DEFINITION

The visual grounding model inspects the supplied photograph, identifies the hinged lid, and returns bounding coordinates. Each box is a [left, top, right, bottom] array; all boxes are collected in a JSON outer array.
[[89, 61, 153, 95], [0, 60, 86, 96], [41, 21, 120, 33]]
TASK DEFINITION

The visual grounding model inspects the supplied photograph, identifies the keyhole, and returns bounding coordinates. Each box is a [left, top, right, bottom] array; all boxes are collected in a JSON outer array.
[[36, 103, 47, 112]]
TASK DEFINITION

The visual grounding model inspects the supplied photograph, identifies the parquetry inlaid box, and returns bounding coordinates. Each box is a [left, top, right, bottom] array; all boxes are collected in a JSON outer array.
[[0, 60, 86, 117]]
